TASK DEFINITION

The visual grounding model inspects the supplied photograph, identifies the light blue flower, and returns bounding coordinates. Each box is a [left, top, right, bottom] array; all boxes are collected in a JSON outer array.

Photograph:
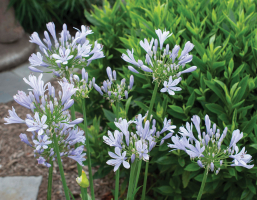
[[4, 107, 25, 124], [160, 76, 182, 95], [106, 147, 130, 172]]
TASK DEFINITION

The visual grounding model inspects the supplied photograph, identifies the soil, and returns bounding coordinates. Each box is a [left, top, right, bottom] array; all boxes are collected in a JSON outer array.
[[0, 78, 115, 200]]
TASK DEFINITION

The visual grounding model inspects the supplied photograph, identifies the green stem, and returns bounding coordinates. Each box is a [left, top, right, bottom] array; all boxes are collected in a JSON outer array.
[[127, 159, 137, 200], [82, 98, 95, 200], [147, 81, 159, 121], [115, 169, 120, 200], [197, 167, 209, 200], [71, 103, 88, 200], [133, 159, 142, 192], [141, 81, 159, 200], [47, 160, 53, 200], [141, 162, 149, 200], [115, 101, 120, 200], [53, 133, 70, 200]]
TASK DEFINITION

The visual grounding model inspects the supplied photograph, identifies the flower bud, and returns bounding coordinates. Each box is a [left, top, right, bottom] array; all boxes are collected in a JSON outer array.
[[124, 91, 128, 99], [128, 66, 139, 74], [76, 170, 89, 188], [131, 154, 136, 163], [129, 75, 134, 90], [210, 162, 214, 172], [197, 160, 203, 168]]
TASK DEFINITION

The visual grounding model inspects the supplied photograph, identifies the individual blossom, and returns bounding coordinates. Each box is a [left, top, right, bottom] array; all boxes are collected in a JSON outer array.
[[33, 134, 52, 150], [106, 147, 130, 172], [28, 22, 104, 78], [26, 112, 48, 135], [160, 76, 182, 95], [168, 114, 254, 173], [4, 107, 25, 124]]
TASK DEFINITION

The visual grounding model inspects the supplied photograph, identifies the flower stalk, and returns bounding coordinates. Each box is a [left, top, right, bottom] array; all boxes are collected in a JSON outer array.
[[82, 98, 95, 200], [197, 166, 209, 200], [141, 81, 159, 200], [115, 101, 120, 200], [53, 133, 70, 200], [47, 160, 53, 200]]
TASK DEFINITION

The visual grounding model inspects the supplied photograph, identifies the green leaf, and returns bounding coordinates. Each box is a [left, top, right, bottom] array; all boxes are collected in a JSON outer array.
[[184, 163, 200, 171], [102, 108, 115, 122], [157, 186, 173, 195], [168, 105, 184, 114], [192, 37, 205, 57], [250, 144, 257, 150], [178, 157, 185, 167], [247, 181, 256, 194], [186, 91, 195, 107], [182, 171, 191, 188], [242, 115, 257, 134], [205, 103, 225, 115], [125, 96, 132, 116]]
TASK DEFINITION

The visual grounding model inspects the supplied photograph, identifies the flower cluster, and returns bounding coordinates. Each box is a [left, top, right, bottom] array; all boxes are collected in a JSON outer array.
[[104, 113, 176, 171], [28, 22, 104, 77], [168, 114, 254, 174], [67, 68, 94, 99], [94, 67, 134, 103], [4, 74, 86, 167], [121, 29, 197, 95]]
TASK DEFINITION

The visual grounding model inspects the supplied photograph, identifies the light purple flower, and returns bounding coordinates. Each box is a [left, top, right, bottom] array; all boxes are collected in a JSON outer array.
[[62, 99, 74, 111], [229, 129, 243, 149], [37, 156, 46, 165], [28, 66, 44, 73], [230, 147, 254, 169], [26, 112, 48, 135], [29, 32, 47, 49], [4, 107, 25, 124], [178, 41, 194, 60], [29, 52, 49, 67], [52, 48, 74, 65], [33, 134, 52, 150], [46, 22, 57, 43], [68, 145, 86, 166], [136, 140, 149, 161], [185, 140, 205, 159], [106, 147, 130, 172], [140, 38, 154, 55], [170, 45, 180, 63], [197, 160, 204, 168], [19, 133, 32, 147], [160, 76, 182, 95], [168, 135, 189, 152], [179, 122, 196, 141], [115, 119, 132, 146], [180, 66, 197, 74], [103, 130, 123, 149], [121, 49, 140, 67], [94, 83, 103, 96], [160, 118, 176, 134], [155, 29, 172, 50], [87, 51, 105, 66], [59, 82, 77, 105], [128, 66, 139, 74], [69, 118, 84, 125]]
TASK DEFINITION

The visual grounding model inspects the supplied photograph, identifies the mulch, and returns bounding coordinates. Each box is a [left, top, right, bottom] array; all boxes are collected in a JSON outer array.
[[0, 78, 115, 200]]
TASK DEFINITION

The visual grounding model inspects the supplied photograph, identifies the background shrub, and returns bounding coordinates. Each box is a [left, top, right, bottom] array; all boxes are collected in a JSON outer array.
[[84, 0, 257, 199]]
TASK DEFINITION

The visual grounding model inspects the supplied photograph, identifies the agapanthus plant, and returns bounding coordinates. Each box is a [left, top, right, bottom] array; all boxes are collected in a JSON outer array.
[[121, 29, 197, 95], [28, 22, 104, 78], [168, 114, 254, 200], [4, 73, 86, 199], [104, 112, 176, 199], [94, 66, 134, 103]]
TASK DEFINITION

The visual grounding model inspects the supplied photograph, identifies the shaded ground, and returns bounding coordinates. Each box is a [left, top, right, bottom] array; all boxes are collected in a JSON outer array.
[[0, 78, 115, 200]]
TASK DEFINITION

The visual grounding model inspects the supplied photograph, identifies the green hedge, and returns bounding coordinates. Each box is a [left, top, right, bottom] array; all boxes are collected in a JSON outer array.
[[84, 0, 257, 199]]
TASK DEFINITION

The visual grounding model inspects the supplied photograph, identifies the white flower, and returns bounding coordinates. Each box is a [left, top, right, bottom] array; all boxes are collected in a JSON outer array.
[[52, 48, 73, 65], [179, 122, 196, 141], [121, 49, 140, 67], [155, 29, 172, 50], [230, 147, 254, 169], [4, 106, 25, 124], [160, 76, 182, 95], [229, 129, 243, 149], [140, 38, 154, 55], [29, 52, 49, 67], [106, 147, 130, 172], [26, 112, 48, 135], [103, 130, 123, 149], [136, 140, 149, 161], [185, 140, 205, 159]]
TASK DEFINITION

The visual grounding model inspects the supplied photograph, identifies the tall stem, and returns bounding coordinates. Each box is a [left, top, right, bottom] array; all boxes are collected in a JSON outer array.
[[133, 159, 142, 192], [70, 103, 88, 200], [197, 167, 209, 200], [115, 101, 120, 200], [53, 133, 70, 200], [82, 98, 95, 200], [141, 81, 159, 200], [47, 160, 53, 200], [127, 159, 137, 200]]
